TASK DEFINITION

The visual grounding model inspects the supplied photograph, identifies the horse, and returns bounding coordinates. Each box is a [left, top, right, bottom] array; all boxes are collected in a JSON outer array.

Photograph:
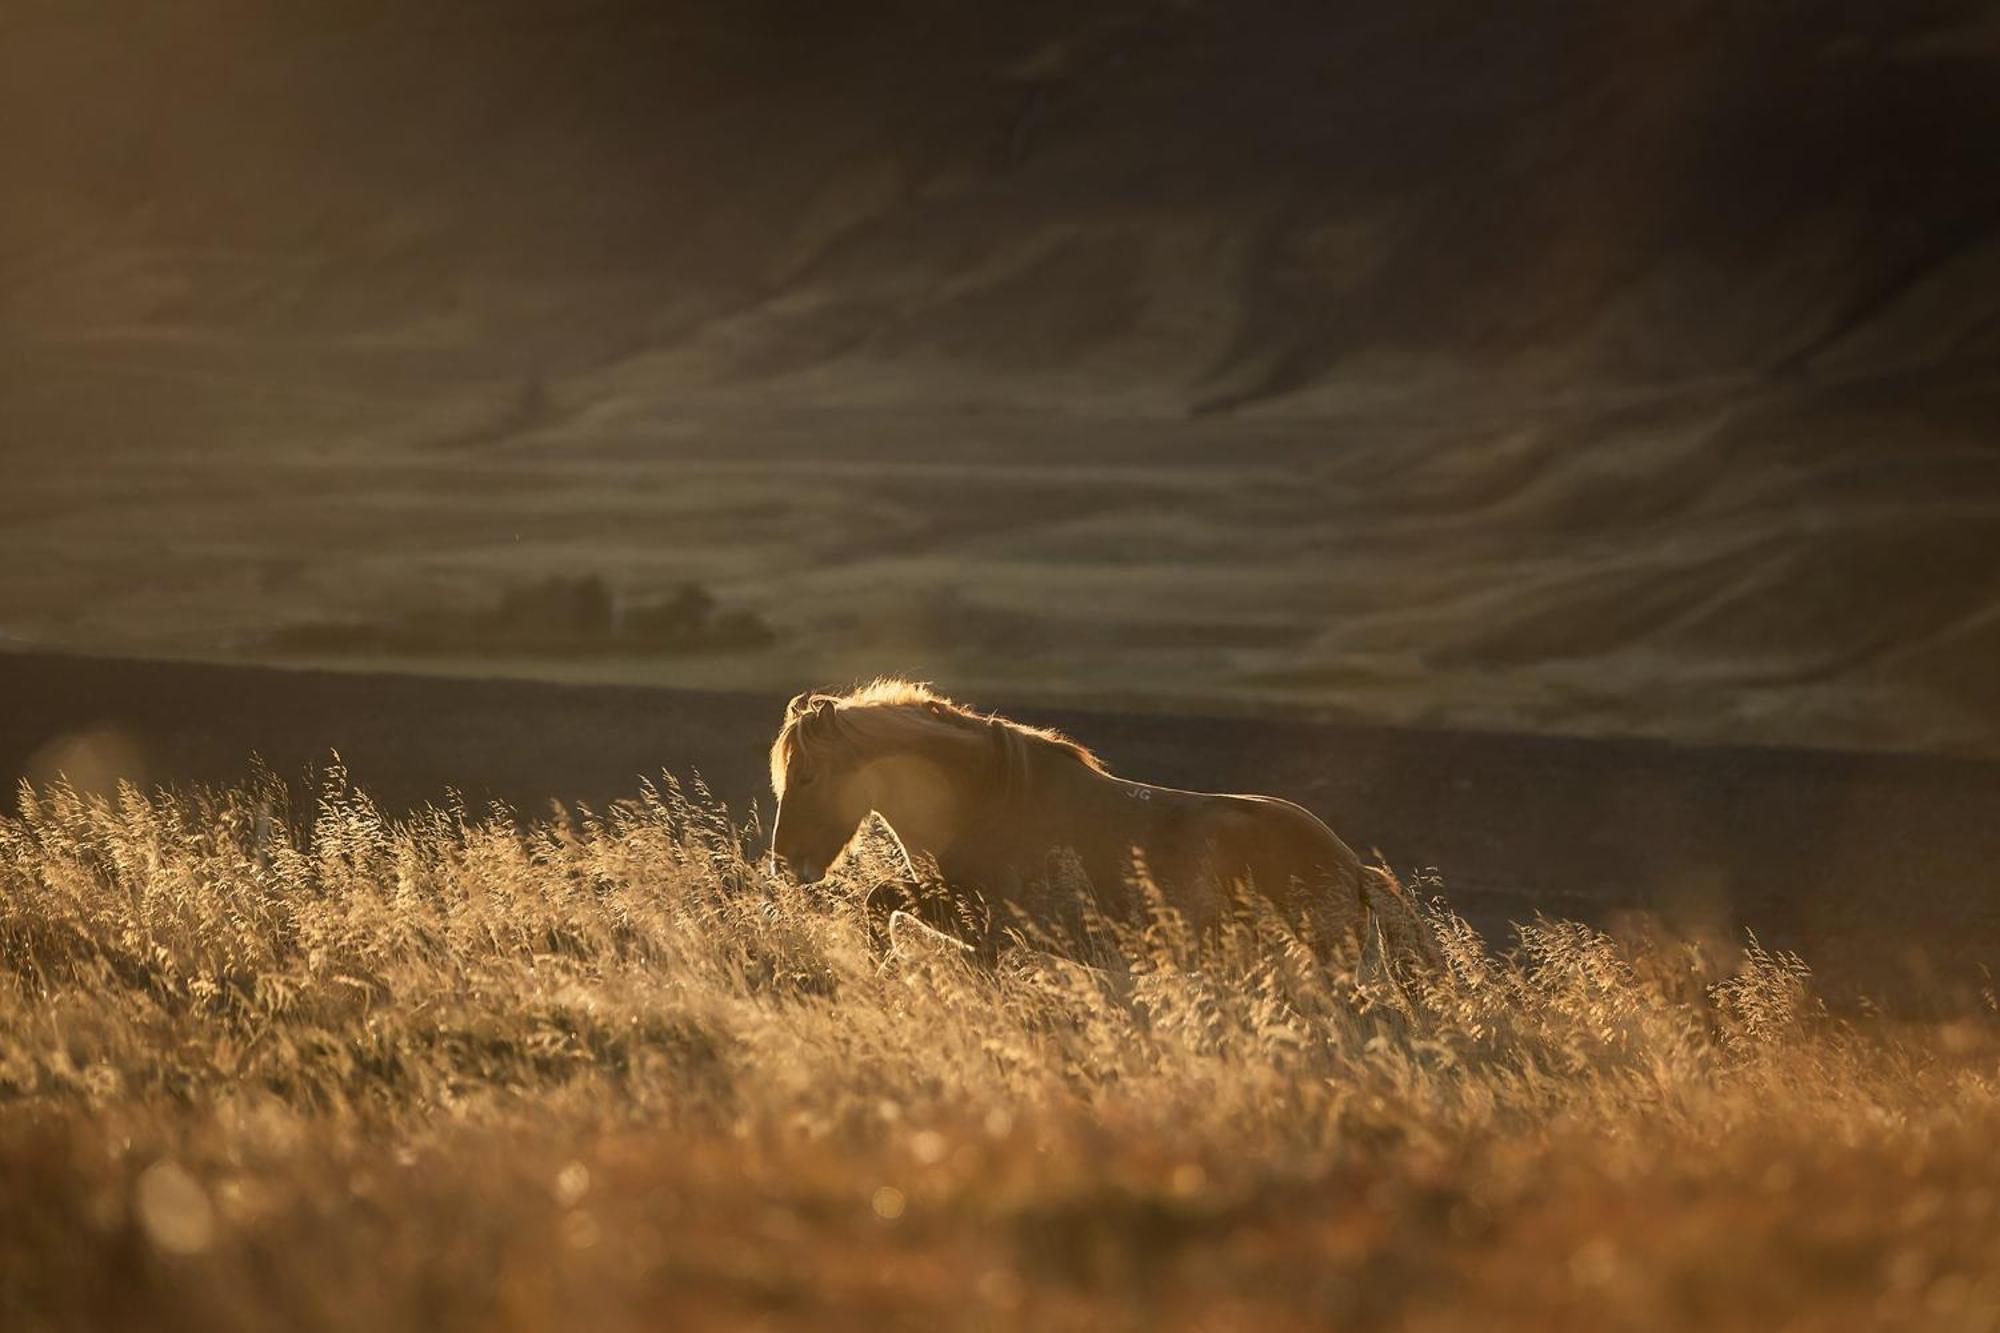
[[766, 678, 1437, 970]]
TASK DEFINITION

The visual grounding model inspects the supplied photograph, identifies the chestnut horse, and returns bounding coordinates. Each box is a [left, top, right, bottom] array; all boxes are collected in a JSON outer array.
[[767, 679, 1436, 969]]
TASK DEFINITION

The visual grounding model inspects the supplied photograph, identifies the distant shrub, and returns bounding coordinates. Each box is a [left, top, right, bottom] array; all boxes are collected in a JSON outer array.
[[485, 573, 616, 643], [262, 575, 774, 658]]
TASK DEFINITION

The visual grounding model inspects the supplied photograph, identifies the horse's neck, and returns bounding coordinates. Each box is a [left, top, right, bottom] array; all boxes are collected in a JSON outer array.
[[869, 725, 1111, 886], [871, 730, 1006, 881], [984, 722, 1023, 811], [857, 734, 984, 863], [942, 735, 1098, 876]]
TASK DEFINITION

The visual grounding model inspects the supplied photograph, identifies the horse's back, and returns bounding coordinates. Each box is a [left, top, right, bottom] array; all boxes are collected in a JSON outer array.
[[1107, 783, 1361, 889], [1183, 792, 1369, 947], [1022, 768, 1372, 953]]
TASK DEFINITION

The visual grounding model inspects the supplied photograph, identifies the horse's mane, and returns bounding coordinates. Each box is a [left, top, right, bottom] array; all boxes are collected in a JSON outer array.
[[769, 677, 1106, 797]]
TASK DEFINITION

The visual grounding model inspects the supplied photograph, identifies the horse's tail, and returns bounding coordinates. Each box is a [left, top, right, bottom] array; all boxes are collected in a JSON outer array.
[[1358, 862, 1442, 975]]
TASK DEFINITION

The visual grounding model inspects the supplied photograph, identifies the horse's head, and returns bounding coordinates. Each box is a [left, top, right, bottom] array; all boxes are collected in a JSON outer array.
[[766, 679, 1102, 885], [767, 693, 873, 883]]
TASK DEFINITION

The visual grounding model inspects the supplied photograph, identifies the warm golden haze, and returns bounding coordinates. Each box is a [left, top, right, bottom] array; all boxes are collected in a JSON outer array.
[[5, 3, 1998, 1326]]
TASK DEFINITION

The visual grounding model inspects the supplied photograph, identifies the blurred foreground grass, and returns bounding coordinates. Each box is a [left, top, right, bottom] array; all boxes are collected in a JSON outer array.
[[2, 767, 1998, 1331]]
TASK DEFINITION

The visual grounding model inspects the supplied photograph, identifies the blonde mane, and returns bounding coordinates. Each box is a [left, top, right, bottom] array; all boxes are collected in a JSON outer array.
[[769, 677, 1106, 797]]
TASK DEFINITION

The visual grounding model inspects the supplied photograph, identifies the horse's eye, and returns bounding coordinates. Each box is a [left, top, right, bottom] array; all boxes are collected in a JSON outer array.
[[795, 771, 820, 788]]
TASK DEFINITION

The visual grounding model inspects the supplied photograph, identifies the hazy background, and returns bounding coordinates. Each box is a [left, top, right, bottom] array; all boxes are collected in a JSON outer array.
[[5, 0, 1998, 753]]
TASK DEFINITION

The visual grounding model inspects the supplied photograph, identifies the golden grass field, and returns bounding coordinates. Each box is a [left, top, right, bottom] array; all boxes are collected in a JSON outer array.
[[5, 766, 1999, 1331]]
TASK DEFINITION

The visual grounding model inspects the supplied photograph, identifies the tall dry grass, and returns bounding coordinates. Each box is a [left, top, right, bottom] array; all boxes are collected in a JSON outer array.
[[2, 764, 1997, 1331]]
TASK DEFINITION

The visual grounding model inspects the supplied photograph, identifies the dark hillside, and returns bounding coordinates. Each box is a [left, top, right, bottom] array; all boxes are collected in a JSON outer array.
[[4, 2, 1998, 751], [8, 2, 1995, 391]]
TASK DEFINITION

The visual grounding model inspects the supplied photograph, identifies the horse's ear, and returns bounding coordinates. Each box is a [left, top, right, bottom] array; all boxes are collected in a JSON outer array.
[[811, 698, 837, 721], [785, 691, 813, 718]]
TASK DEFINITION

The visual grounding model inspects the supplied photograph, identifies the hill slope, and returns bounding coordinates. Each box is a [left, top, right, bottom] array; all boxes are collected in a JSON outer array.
[[3, 1, 1998, 750]]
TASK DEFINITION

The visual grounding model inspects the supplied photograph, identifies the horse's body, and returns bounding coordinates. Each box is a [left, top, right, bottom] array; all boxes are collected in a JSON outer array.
[[768, 679, 1434, 966]]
